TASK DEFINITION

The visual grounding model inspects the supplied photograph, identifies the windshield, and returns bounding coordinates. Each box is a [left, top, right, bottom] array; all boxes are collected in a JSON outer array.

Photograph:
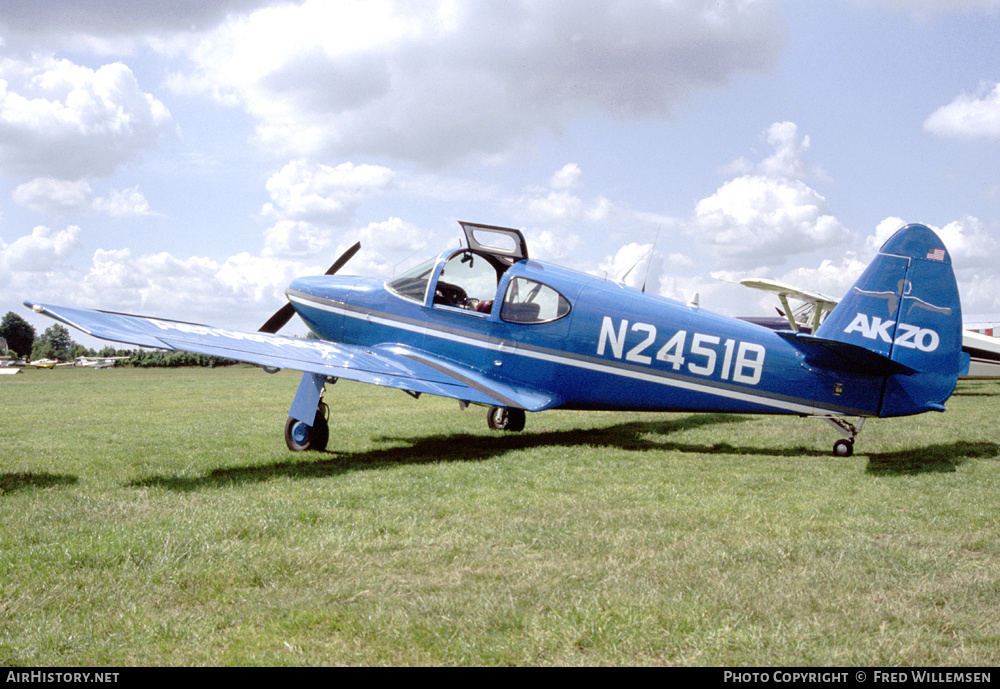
[[386, 257, 436, 302]]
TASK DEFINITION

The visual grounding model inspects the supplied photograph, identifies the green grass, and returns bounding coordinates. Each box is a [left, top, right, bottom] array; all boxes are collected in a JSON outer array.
[[2, 366, 999, 665]]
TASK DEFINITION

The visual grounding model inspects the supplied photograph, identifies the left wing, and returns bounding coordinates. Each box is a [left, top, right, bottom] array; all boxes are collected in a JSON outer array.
[[25, 301, 560, 412]]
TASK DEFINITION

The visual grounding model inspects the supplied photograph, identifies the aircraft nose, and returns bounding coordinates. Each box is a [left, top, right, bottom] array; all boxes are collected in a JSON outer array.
[[285, 275, 362, 340], [287, 275, 360, 303]]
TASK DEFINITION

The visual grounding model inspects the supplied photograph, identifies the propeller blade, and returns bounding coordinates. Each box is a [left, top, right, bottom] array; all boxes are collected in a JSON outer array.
[[258, 303, 297, 334], [324, 241, 361, 275], [258, 241, 361, 334]]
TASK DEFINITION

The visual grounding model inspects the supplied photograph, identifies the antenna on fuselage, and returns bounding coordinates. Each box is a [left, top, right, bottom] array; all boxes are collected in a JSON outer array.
[[619, 227, 660, 292], [641, 227, 661, 294]]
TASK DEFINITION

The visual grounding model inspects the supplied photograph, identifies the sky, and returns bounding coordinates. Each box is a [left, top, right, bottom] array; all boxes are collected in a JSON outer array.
[[1, 0, 999, 348]]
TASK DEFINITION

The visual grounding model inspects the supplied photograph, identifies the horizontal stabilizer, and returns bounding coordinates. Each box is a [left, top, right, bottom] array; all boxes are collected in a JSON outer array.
[[777, 330, 916, 376]]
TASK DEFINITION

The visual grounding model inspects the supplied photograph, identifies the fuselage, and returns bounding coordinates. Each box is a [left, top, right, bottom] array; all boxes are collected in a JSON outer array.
[[287, 251, 887, 418]]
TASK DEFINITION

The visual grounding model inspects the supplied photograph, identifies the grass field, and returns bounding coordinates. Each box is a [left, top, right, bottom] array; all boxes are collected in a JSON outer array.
[[1, 365, 998, 666]]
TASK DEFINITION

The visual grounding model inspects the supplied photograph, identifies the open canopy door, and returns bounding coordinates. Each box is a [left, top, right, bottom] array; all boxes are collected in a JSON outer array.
[[459, 221, 528, 263]]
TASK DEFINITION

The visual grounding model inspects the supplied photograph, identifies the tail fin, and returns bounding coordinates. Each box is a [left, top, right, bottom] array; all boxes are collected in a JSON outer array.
[[815, 223, 964, 417]]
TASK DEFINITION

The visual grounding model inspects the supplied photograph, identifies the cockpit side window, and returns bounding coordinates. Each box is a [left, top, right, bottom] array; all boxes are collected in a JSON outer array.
[[501, 277, 571, 324]]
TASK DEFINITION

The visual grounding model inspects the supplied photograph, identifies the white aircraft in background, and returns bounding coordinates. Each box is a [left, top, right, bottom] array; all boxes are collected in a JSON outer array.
[[74, 356, 128, 369], [740, 278, 1000, 380]]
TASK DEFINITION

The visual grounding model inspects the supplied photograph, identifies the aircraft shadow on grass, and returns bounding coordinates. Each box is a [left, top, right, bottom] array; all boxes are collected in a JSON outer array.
[[126, 413, 899, 492], [864, 441, 1000, 476], [0, 472, 77, 495], [130, 413, 765, 491], [126, 416, 999, 492], [949, 386, 1000, 398]]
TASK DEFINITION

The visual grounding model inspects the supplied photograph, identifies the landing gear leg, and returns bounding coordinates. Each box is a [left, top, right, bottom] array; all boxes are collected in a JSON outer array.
[[821, 417, 865, 457], [285, 372, 334, 452], [487, 406, 526, 432]]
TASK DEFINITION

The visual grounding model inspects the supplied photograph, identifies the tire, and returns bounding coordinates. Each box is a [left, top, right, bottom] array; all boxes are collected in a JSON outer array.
[[284, 403, 330, 452], [486, 406, 526, 432], [833, 439, 853, 457]]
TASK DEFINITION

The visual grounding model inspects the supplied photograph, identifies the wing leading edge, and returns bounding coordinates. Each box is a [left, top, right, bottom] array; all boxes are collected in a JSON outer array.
[[24, 301, 559, 412]]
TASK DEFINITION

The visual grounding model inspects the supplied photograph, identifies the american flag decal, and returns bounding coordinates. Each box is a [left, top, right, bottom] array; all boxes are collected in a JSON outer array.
[[926, 248, 945, 261]]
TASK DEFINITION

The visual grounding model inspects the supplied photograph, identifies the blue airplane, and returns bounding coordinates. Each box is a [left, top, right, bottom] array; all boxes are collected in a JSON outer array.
[[26, 221, 967, 457]]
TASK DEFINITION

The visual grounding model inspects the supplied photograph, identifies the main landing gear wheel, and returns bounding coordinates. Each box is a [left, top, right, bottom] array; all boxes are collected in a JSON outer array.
[[285, 402, 330, 452], [833, 439, 854, 457], [487, 406, 525, 432]]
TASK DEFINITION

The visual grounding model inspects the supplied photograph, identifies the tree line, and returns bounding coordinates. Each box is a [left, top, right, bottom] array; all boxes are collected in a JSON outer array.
[[0, 312, 238, 368]]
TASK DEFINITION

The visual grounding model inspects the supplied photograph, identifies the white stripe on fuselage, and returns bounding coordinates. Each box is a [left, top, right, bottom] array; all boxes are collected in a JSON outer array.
[[289, 292, 847, 417]]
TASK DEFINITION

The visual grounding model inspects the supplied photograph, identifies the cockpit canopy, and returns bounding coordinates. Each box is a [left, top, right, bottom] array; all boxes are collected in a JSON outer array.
[[459, 221, 528, 263], [386, 221, 571, 325]]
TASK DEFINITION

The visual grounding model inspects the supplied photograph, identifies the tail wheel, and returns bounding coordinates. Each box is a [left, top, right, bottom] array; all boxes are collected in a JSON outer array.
[[285, 402, 330, 452], [821, 417, 863, 457], [486, 406, 525, 432]]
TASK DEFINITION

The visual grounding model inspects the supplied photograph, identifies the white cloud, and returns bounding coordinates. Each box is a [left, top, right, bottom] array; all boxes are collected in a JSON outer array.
[[526, 190, 585, 223], [357, 217, 426, 254], [169, 0, 784, 164], [935, 216, 1000, 268], [262, 220, 332, 259], [550, 163, 582, 190], [262, 159, 395, 221], [0, 219, 321, 328], [92, 187, 155, 217], [693, 175, 849, 269], [521, 164, 618, 225], [12, 178, 155, 217], [0, 224, 82, 272], [691, 122, 849, 269], [354, 217, 431, 277], [0, 55, 174, 178], [263, 215, 431, 277], [960, 274, 1000, 316], [72, 247, 321, 326], [527, 229, 583, 264], [924, 82, 1000, 140], [756, 121, 817, 180], [213, 251, 311, 306], [259, 159, 397, 260], [12, 178, 93, 214], [869, 215, 999, 272]]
